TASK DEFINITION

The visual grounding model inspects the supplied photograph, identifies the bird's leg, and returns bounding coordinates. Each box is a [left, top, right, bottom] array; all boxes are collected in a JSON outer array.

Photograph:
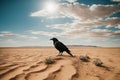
[[60, 52, 63, 56], [58, 52, 61, 56], [58, 52, 63, 56]]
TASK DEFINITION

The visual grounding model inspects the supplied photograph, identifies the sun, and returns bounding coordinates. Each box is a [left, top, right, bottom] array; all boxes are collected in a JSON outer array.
[[44, 1, 59, 14]]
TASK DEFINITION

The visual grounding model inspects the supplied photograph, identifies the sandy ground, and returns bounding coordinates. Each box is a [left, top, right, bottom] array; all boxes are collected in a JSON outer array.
[[0, 47, 120, 80]]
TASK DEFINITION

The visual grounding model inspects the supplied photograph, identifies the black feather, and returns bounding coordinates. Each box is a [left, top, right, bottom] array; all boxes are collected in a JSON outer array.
[[50, 38, 73, 57]]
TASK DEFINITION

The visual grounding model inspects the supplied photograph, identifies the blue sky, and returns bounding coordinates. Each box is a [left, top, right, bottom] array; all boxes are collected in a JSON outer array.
[[0, 0, 120, 47]]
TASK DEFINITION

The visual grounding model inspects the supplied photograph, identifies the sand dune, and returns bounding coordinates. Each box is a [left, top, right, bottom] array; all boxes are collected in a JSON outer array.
[[0, 47, 120, 80]]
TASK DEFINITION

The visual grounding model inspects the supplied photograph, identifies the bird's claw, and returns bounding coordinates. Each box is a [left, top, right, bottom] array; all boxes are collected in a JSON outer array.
[[57, 53, 63, 56]]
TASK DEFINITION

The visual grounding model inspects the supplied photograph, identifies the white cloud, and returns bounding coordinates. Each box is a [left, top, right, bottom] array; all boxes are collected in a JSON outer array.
[[30, 9, 65, 18], [0, 31, 16, 37], [66, 0, 77, 3], [31, 3, 120, 20], [47, 17, 120, 29], [47, 23, 72, 30], [60, 3, 120, 20], [30, 1, 120, 38], [30, 2, 120, 47], [17, 34, 39, 39], [60, 28, 120, 37], [90, 4, 120, 18], [0, 31, 38, 39], [115, 25, 120, 29], [111, 0, 120, 2], [31, 31, 60, 37], [31, 16, 120, 37], [30, 28, 120, 38]]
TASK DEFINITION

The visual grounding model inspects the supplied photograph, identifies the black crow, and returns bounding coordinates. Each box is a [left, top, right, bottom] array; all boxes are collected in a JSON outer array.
[[50, 38, 73, 57]]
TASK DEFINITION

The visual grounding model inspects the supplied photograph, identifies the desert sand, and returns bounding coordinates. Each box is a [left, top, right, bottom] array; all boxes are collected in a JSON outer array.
[[0, 47, 120, 80]]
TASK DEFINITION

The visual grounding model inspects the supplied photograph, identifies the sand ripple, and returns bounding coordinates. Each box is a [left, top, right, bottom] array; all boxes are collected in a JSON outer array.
[[0, 47, 120, 80]]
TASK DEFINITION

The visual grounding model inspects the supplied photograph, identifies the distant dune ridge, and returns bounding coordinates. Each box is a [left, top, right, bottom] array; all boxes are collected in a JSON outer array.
[[0, 47, 120, 80], [0, 44, 101, 48]]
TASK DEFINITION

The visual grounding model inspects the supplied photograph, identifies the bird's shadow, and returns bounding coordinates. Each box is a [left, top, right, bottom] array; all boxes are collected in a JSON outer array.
[[97, 64, 112, 71], [56, 55, 76, 58]]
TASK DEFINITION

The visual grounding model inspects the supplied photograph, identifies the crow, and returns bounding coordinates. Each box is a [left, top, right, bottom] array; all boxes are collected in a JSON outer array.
[[50, 38, 73, 57]]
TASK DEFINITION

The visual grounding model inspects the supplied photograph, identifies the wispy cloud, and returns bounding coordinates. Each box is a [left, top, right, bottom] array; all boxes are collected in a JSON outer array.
[[0, 31, 16, 37], [31, 3, 120, 20], [30, 2, 120, 37], [30, 28, 120, 37], [61, 28, 120, 37], [34, 16, 120, 37], [111, 0, 120, 2], [0, 31, 38, 39], [30, 1, 120, 47], [64, 0, 77, 3], [48, 17, 120, 29], [31, 30, 59, 37]]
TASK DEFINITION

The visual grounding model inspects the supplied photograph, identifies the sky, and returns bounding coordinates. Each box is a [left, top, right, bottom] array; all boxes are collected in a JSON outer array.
[[0, 0, 120, 47]]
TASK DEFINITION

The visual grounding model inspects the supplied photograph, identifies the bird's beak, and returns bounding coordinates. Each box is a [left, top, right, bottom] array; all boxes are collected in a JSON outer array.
[[50, 38, 53, 40]]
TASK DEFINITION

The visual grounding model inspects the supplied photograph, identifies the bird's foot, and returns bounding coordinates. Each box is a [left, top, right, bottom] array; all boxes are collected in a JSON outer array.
[[57, 54, 61, 56], [60, 54, 63, 56], [57, 54, 63, 56]]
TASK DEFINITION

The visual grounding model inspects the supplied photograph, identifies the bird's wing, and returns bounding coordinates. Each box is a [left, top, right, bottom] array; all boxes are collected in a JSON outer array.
[[55, 41, 68, 51]]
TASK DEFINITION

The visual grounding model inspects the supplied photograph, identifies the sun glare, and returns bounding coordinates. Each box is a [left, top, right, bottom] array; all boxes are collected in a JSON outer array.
[[44, 1, 59, 14]]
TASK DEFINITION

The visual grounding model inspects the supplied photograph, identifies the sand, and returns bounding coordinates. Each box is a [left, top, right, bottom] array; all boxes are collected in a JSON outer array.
[[0, 47, 120, 80]]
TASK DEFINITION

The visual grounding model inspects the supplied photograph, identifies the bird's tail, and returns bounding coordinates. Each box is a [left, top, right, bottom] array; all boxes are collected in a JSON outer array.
[[66, 49, 74, 57]]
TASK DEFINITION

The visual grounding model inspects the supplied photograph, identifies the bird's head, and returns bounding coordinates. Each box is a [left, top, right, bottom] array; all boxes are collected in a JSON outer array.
[[50, 37, 59, 42]]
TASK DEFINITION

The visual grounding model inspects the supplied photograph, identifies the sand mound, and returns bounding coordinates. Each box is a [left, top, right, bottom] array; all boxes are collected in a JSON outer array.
[[0, 47, 120, 80]]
